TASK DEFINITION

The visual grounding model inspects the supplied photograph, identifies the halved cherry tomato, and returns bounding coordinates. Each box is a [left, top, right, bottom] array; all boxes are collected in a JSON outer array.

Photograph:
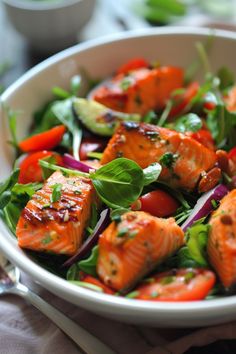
[[116, 57, 149, 75], [132, 269, 215, 301], [188, 129, 215, 150], [18, 151, 63, 184], [79, 137, 106, 160], [81, 274, 114, 295], [19, 125, 66, 152], [134, 189, 179, 217], [169, 81, 199, 117]]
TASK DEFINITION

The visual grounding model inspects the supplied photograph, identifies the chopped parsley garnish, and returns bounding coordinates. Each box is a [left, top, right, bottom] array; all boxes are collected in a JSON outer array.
[[211, 199, 219, 209], [117, 227, 129, 237], [120, 77, 133, 91], [51, 183, 62, 203], [160, 152, 178, 169], [125, 291, 139, 299]]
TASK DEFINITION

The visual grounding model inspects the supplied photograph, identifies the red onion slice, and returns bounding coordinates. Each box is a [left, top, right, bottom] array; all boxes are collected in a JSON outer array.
[[63, 153, 96, 173], [182, 184, 228, 232], [63, 208, 110, 267]]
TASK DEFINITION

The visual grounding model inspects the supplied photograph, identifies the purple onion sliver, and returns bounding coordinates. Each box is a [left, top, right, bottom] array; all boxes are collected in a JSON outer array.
[[182, 184, 228, 232], [63, 208, 110, 267], [63, 153, 94, 173]]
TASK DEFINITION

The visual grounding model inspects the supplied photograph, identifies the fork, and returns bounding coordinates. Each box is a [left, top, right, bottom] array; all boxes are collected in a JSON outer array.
[[0, 262, 115, 354]]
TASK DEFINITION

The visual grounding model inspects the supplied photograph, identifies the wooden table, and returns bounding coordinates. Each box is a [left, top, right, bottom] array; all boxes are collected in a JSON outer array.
[[1, 1, 236, 353]]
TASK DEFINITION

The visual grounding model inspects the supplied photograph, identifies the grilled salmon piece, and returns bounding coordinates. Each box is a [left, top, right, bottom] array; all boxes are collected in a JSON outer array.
[[91, 67, 183, 115], [101, 122, 217, 191], [208, 189, 236, 288], [16, 171, 95, 255], [97, 211, 185, 291]]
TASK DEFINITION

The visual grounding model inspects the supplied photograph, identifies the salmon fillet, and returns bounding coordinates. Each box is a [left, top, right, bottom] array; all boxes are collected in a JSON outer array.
[[208, 189, 236, 288], [91, 67, 183, 115], [101, 122, 217, 191], [16, 171, 95, 255], [97, 211, 185, 291]]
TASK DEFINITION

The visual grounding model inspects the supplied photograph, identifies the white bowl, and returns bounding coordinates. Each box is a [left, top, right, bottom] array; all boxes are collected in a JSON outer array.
[[2, 0, 96, 53], [1, 27, 236, 327]]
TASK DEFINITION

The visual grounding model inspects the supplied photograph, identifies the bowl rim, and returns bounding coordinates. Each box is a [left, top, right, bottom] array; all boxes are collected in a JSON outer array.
[[2, 0, 88, 11], [2, 26, 236, 318]]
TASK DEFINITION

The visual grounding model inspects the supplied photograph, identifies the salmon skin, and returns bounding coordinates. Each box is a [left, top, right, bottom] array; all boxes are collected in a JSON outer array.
[[208, 189, 236, 288], [91, 67, 183, 116], [16, 171, 95, 255], [101, 122, 217, 191], [97, 211, 185, 291]]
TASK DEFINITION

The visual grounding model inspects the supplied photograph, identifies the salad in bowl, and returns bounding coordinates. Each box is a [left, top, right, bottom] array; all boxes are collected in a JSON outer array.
[[1, 29, 236, 325]]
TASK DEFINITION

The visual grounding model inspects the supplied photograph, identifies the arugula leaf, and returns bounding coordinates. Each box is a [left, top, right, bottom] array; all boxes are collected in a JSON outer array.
[[52, 86, 71, 99], [78, 245, 99, 277], [207, 100, 236, 150], [174, 113, 202, 133], [50, 183, 62, 203], [0, 169, 20, 196], [217, 66, 234, 91], [143, 163, 162, 186], [51, 98, 82, 160]]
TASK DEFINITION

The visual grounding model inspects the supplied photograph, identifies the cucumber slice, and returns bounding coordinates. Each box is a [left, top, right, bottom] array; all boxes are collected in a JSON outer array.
[[73, 98, 141, 136]]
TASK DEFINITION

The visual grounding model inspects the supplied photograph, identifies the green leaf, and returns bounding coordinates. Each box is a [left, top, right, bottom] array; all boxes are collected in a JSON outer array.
[[78, 245, 99, 277], [69, 280, 103, 293], [90, 158, 144, 209], [207, 100, 236, 150], [177, 223, 209, 268], [217, 66, 234, 91], [143, 163, 162, 186], [146, 0, 186, 15], [52, 86, 71, 99], [0, 169, 20, 196], [51, 98, 82, 160], [50, 183, 62, 203], [70, 75, 82, 96], [159, 152, 178, 169], [174, 113, 202, 133]]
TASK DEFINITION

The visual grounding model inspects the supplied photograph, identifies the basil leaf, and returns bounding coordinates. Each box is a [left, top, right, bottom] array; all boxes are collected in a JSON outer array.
[[78, 245, 99, 277], [174, 113, 202, 133], [90, 158, 144, 209], [143, 162, 162, 186]]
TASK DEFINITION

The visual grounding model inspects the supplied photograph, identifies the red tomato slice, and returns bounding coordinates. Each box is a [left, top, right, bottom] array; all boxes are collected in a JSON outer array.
[[18, 151, 62, 184], [135, 190, 179, 217], [228, 147, 236, 176], [116, 57, 149, 75], [81, 275, 114, 295], [169, 81, 199, 117], [188, 129, 215, 151], [228, 147, 236, 160], [19, 125, 66, 152], [79, 137, 106, 160], [133, 269, 215, 301]]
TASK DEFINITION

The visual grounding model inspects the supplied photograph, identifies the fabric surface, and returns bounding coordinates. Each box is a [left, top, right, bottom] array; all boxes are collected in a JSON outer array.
[[0, 272, 236, 354]]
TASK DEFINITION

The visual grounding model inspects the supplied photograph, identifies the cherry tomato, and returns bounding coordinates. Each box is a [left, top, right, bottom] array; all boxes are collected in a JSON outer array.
[[203, 101, 216, 111], [228, 147, 236, 160], [132, 269, 215, 301], [80, 274, 114, 295], [188, 129, 215, 150], [116, 57, 149, 75], [18, 151, 63, 184], [79, 137, 106, 160], [169, 81, 199, 117], [19, 125, 66, 152], [136, 189, 179, 217]]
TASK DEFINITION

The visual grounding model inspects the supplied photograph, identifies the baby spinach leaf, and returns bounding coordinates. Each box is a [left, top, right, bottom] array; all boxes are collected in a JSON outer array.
[[143, 162, 162, 186], [90, 158, 144, 209], [78, 245, 99, 277]]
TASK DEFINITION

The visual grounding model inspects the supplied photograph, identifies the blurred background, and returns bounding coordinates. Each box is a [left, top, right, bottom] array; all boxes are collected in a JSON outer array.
[[1, 0, 236, 93]]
